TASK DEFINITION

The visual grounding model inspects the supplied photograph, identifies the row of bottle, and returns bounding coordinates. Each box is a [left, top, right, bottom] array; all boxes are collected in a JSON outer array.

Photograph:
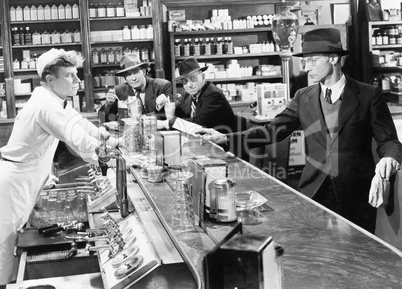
[[12, 27, 81, 46], [10, 4, 80, 22], [92, 47, 155, 65], [13, 55, 38, 70], [122, 25, 153, 40], [374, 75, 402, 92], [174, 37, 234, 57], [372, 26, 402, 46], [89, 2, 152, 18]]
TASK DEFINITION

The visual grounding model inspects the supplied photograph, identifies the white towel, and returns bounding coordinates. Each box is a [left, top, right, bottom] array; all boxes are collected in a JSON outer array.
[[368, 174, 390, 208]]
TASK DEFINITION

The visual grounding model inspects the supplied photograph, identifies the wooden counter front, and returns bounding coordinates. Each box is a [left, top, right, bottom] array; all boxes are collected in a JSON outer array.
[[127, 137, 402, 289]]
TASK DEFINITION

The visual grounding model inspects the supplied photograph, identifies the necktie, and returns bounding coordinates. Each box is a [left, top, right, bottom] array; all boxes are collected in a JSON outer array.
[[63, 99, 67, 109], [135, 89, 146, 114], [325, 88, 332, 104], [191, 96, 197, 117]]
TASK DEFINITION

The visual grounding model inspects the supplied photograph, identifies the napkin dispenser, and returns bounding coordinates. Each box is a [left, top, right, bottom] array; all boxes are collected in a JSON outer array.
[[204, 224, 283, 289], [154, 131, 182, 169], [189, 157, 228, 224]]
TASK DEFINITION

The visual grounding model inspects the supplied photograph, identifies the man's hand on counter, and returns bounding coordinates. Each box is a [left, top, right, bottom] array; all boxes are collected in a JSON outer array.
[[196, 128, 228, 145]]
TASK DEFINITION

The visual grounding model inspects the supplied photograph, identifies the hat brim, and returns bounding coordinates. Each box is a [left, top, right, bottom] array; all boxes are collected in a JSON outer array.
[[175, 66, 209, 81], [293, 50, 350, 57], [115, 62, 149, 76]]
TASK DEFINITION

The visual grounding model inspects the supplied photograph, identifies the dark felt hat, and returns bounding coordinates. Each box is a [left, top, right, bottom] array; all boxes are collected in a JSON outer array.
[[175, 57, 208, 80], [293, 28, 349, 57], [115, 53, 149, 75]]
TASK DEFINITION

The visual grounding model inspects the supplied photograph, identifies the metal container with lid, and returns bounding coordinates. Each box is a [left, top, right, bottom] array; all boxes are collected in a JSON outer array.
[[214, 178, 237, 222]]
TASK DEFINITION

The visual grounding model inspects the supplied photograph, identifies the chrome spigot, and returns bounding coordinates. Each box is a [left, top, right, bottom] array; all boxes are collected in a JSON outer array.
[[95, 144, 133, 218]]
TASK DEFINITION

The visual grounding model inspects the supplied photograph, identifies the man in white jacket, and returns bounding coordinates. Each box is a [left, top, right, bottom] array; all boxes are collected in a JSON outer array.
[[0, 48, 118, 285]]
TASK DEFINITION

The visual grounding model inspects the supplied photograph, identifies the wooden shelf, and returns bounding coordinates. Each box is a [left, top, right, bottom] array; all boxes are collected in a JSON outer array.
[[14, 69, 37, 73], [171, 27, 272, 36], [372, 44, 402, 49], [92, 62, 155, 68], [204, 75, 282, 83], [174, 52, 279, 61], [91, 39, 153, 45], [373, 66, 402, 71], [369, 20, 402, 26], [10, 19, 80, 24], [89, 16, 152, 21], [12, 43, 81, 49]]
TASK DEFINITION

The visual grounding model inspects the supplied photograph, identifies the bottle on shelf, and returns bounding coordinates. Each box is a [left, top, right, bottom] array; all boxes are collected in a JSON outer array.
[[227, 37, 233, 54], [12, 27, 20, 46], [204, 37, 211, 56], [97, 3, 106, 18], [107, 48, 115, 63], [189, 39, 195, 56], [32, 30, 41, 45], [51, 4, 58, 20], [193, 38, 200, 56], [139, 25, 148, 39], [25, 27, 32, 45], [123, 26, 131, 40], [89, 4, 97, 18], [141, 46, 149, 61], [200, 38, 206, 55], [58, 4, 66, 20], [116, 2, 125, 17], [37, 5, 45, 21], [13, 59, 20, 70], [42, 30, 51, 44], [21, 58, 28, 69], [183, 38, 190, 57], [19, 27, 25, 46], [106, 3, 116, 17], [30, 5, 38, 21], [23, 5, 31, 21], [131, 25, 140, 40], [10, 6, 16, 22], [216, 37, 223, 55], [92, 49, 100, 65], [65, 4, 72, 19], [115, 48, 123, 63], [147, 25, 153, 39], [174, 39, 181, 57], [16, 6, 23, 21], [73, 29, 81, 43], [44, 5, 51, 20], [210, 37, 217, 55], [72, 4, 79, 19], [100, 48, 107, 64]]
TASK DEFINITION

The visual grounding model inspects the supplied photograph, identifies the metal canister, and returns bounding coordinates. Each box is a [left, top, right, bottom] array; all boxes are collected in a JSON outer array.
[[214, 178, 237, 222]]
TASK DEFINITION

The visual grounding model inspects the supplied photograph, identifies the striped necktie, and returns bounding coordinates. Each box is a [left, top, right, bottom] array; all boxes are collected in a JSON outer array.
[[135, 89, 146, 114], [325, 88, 332, 104], [191, 95, 197, 117]]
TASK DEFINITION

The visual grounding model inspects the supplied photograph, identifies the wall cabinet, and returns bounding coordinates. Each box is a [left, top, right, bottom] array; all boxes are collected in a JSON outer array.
[[366, 21, 402, 103], [0, 0, 165, 120], [164, 1, 283, 104]]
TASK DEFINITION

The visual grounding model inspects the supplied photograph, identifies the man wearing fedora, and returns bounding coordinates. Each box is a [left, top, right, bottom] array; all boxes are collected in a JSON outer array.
[[99, 53, 172, 122], [197, 28, 402, 233], [172, 57, 236, 133]]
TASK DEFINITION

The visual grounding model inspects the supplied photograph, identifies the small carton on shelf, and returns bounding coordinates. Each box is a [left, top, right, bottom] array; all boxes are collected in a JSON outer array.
[[168, 10, 186, 21]]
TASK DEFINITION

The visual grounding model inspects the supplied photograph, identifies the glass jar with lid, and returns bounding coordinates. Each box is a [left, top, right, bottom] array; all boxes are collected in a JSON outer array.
[[97, 3, 106, 18], [89, 4, 97, 18], [116, 2, 125, 17], [106, 3, 116, 17], [92, 48, 100, 65]]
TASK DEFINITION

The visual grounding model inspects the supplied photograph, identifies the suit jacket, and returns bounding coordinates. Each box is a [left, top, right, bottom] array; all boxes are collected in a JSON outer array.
[[248, 75, 402, 202], [175, 81, 236, 132], [100, 76, 172, 121]]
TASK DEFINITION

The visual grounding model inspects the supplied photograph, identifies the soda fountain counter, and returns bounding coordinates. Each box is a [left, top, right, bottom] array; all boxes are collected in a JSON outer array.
[[8, 133, 402, 289], [121, 134, 402, 289]]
